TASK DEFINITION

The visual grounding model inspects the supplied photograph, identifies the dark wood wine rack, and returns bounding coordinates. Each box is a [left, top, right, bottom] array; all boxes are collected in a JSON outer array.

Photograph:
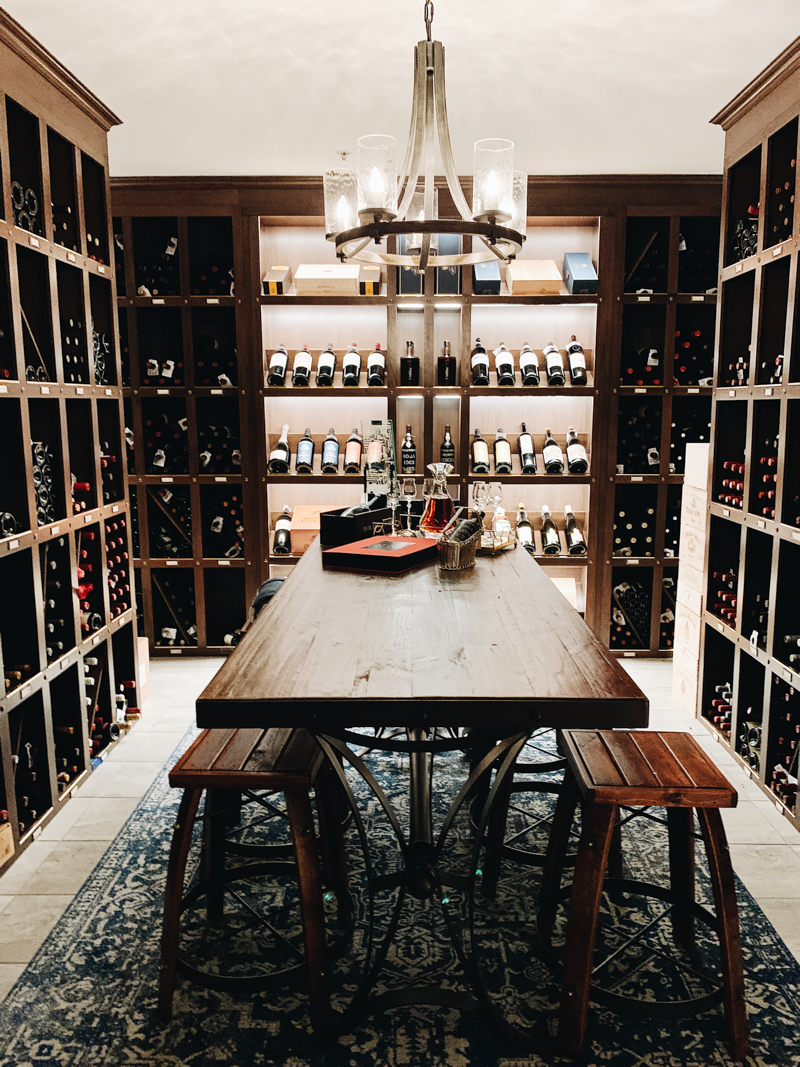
[[0, 12, 142, 872], [698, 38, 800, 835]]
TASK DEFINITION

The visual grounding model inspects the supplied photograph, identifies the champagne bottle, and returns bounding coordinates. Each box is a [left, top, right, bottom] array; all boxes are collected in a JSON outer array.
[[493, 429, 513, 473], [321, 428, 340, 473], [273, 505, 292, 554], [542, 427, 565, 474], [343, 427, 363, 473], [342, 343, 362, 386], [566, 335, 588, 386], [268, 423, 291, 473], [519, 342, 540, 386], [471, 428, 490, 473], [267, 344, 288, 386], [542, 342, 566, 386], [295, 427, 315, 473], [401, 425, 417, 473], [494, 342, 515, 386], [541, 505, 561, 555], [316, 343, 336, 386], [367, 342, 386, 386], [517, 422, 537, 474], [516, 503, 534, 553], [438, 340, 456, 386], [450, 515, 483, 543], [291, 344, 312, 386], [471, 338, 490, 386], [566, 425, 589, 473], [401, 340, 420, 385], [440, 424, 456, 465], [564, 505, 587, 555]]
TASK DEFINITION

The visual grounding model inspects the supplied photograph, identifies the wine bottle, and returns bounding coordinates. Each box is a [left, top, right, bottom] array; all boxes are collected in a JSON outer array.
[[450, 515, 483, 543], [541, 505, 561, 555], [273, 505, 292, 554], [471, 338, 490, 386], [367, 342, 386, 386], [267, 344, 288, 386], [366, 436, 384, 469], [566, 335, 588, 385], [519, 342, 540, 386], [516, 503, 534, 553], [342, 343, 362, 387], [542, 427, 565, 474], [268, 424, 291, 473], [564, 505, 587, 555], [401, 340, 420, 385], [566, 426, 589, 473], [291, 344, 313, 386], [542, 342, 566, 386], [517, 422, 537, 474], [401, 425, 416, 474], [438, 340, 456, 386], [494, 343, 515, 386], [471, 428, 490, 473], [343, 427, 363, 473], [321, 428, 340, 473], [295, 427, 315, 473], [440, 424, 456, 465], [493, 429, 513, 473], [316, 343, 336, 386]]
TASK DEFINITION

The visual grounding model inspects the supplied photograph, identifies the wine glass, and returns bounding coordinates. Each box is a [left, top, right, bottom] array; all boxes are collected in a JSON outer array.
[[401, 478, 416, 533], [387, 482, 400, 534], [471, 481, 488, 518], [488, 481, 504, 533]]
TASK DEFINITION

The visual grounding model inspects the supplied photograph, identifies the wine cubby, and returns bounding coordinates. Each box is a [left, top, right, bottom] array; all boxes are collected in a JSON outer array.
[[49, 665, 88, 794], [624, 216, 669, 293], [620, 304, 666, 386], [147, 485, 193, 558], [612, 484, 658, 558], [141, 397, 189, 475], [659, 571, 677, 650], [700, 47, 800, 835], [41, 535, 76, 663], [111, 623, 141, 714], [664, 484, 682, 559], [673, 302, 715, 386], [81, 152, 109, 265], [66, 399, 98, 513], [5, 97, 43, 236], [192, 306, 237, 387], [89, 273, 115, 385], [29, 398, 67, 524], [669, 396, 711, 475], [609, 568, 653, 651], [0, 548, 41, 692], [97, 399, 124, 505], [17, 245, 56, 381], [112, 217, 126, 297], [9, 690, 53, 839], [0, 398, 30, 536], [200, 485, 243, 559], [47, 128, 79, 253], [203, 569, 246, 647], [118, 306, 130, 385], [616, 396, 662, 475], [132, 216, 180, 296], [151, 569, 197, 648], [677, 216, 720, 293], [136, 307, 183, 387], [0, 238, 17, 380], [187, 216, 234, 296], [56, 261, 89, 385]]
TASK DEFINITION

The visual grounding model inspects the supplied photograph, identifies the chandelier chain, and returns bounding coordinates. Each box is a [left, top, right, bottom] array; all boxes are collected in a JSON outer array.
[[424, 1, 434, 41]]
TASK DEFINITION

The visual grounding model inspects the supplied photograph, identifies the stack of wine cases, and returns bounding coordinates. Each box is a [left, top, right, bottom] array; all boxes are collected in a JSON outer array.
[[0, 12, 142, 872], [111, 177, 721, 655], [697, 39, 800, 833]]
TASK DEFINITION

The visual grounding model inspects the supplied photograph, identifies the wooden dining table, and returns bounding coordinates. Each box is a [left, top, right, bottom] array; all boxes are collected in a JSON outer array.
[[196, 540, 649, 1047]]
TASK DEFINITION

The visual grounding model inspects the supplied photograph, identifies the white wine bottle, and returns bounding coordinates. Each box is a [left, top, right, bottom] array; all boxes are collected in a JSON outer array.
[[566, 335, 588, 386], [542, 427, 564, 474], [542, 342, 566, 386], [321, 428, 340, 473], [267, 344, 288, 386], [494, 342, 515, 386], [516, 503, 534, 553], [541, 505, 561, 555], [316, 343, 336, 386], [519, 342, 540, 386], [367, 342, 386, 386], [471, 338, 490, 386], [342, 343, 361, 386], [493, 429, 512, 473], [295, 427, 315, 473], [343, 427, 363, 473], [291, 344, 312, 386], [566, 425, 589, 473], [268, 423, 291, 473], [564, 505, 587, 556], [471, 428, 490, 473], [518, 422, 537, 473], [273, 505, 292, 554]]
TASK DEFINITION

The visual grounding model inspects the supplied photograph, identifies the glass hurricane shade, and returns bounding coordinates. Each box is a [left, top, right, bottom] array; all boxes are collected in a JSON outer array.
[[357, 134, 398, 217], [509, 171, 528, 238], [323, 170, 358, 235], [472, 138, 514, 222], [406, 183, 439, 252]]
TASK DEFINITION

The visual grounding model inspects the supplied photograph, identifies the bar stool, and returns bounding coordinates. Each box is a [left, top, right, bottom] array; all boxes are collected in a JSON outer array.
[[158, 726, 349, 1028], [538, 729, 749, 1060]]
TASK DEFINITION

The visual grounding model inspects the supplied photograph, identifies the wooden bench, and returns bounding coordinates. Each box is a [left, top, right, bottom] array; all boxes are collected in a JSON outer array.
[[539, 729, 749, 1060], [158, 726, 348, 1028]]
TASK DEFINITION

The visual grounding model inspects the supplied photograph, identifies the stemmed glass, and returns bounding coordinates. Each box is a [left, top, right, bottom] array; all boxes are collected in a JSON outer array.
[[401, 477, 416, 533], [488, 481, 504, 533], [388, 481, 400, 534], [472, 480, 489, 521]]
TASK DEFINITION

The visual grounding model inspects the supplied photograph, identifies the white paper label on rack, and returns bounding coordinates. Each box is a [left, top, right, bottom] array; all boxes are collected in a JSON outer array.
[[214, 476, 227, 483], [717, 622, 724, 632], [157, 389, 169, 395], [93, 634, 102, 645], [623, 651, 636, 657], [757, 519, 766, 528], [630, 476, 643, 482], [112, 505, 118, 513], [723, 508, 730, 516], [784, 669, 792, 681], [28, 235, 40, 248], [84, 513, 93, 523], [152, 298, 165, 305], [728, 390, 736, 397], [773, 245, 783, 257], [166, 560, 178, 566], [210, 389, 223, 395], [51, 526, 59, 534], [20, 685, 30, 699], [765, 388, 773, 396], [793, 530, 800, 541], [98, 264, 106, 274], [688, 387, 699, 394], [32, 825, 42, 840], [206, 298, 219, 304], [218, 559, 230, 566], [626, 558, 639, 564], [0, 385, 6, 393], [161, 477, 173, 483], [67, 252, 76, 262], [7, 538, 19, 550], [735, 263, 743, 273], [691, 295, 705, 302], [637, 295, 650, 302], [634, 388, 646, 393], [105, 389, 112, 395], [40, 386, 49, 394], [76, 387, 84, 394]]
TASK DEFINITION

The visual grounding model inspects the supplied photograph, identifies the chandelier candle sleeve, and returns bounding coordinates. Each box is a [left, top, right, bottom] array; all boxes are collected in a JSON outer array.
[[323, 170, 358, 235], [472, 139, 514, 221], [509, 171, 528, 237], [357, 135, 398, 218]]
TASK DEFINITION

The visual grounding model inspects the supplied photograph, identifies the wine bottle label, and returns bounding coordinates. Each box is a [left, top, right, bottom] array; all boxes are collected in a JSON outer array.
[[269, 353, 287, 371], [322, 441, 339, 465], [518, 433, 534, 455], [646, 349, 659, 367], [368, 353, 386, 369], [495, 353, 513, 371], [296, 440, 314, 465], [543, 442, 562, 464], [318, 354, 335, 371], [545, 351, 563, 371], [275, 517, 291, 532], [366, 441, 383, 465], [441, 443, 456, 463], [567, 442, 588, 463], [568, 353, 586, 373], [495, 440, 512, 466], [343, 355, 360, 373], [520, 353, 538, 371], [293, 352, 313, 372], [344, 441, 362, 467], [268, 446, 288, 463], [517, 525, 533, 546], [472, 441, 489, 465], [471, 353, 488, 368], [401, 448, 416, 473]]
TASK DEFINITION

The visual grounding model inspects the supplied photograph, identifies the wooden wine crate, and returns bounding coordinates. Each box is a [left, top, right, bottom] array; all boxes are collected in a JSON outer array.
[[679, 523, 707, 570], [681, 485, 708, 533], [684, 443, 710, 491]]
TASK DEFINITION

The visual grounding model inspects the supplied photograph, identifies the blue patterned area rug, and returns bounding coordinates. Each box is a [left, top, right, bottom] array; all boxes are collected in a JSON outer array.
[[0, 729, 799, 1067]]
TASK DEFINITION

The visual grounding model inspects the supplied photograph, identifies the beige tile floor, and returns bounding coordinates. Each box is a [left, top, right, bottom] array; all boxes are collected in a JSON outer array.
[[0, 657, 798, 1004]]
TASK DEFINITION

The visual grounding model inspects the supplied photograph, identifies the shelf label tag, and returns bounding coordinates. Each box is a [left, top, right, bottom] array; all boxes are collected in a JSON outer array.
[[757, 519, 766, 528], [773, 245, 783, 257], [0, 385, 6, 393], [112, 505, 119, 513], [28, 235, 40, 248], [76, 387, 84, 394], [7, 539, 19, 550], [51, 526, 59, 534], [634, 387, 646, 393], [152, 298, 165, 305], [765, 388, 773, 396], [218, 559, 230, 566], [20, 685, 30, 699], [630, 475, 643, 482], [750, 630, 759, 651], [688, 387, 699, 394], [637, 295, 650, 302], [623, 651, 636, 657], [206, 298, 219, 304], [626, 558, 639, 564], [93, 634, 102, 644], [735, 263, 743, 273], [210, 388, 223, 395], [166, 560, 178, 566], [784, 669, 792, 681], [723, 508, 730, 516], [84, 513, 93, 523], [98, 264, 106, 274], [157, 389, 169, 395], [170, 648, 181, 654], [691, 295, 705, 302], [793, 530, 800, 541], [67, 252, 76, 263], [40, 385, 50, 394], [105, 389, 112, 395], [161, 477, 173, 483], [717, 622, 724, 632], [214, 476, 227, 483], [728, 389, 736, 397]]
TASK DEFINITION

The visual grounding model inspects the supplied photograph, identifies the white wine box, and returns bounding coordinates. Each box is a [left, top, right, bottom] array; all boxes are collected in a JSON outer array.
[[294, 263, 360, 296], [681, 484, 708, 533], [672, 645, 701, 714], [505, 259, 563, 295], [137, 636, 151, 705], [684, 443, 710, 491], [676, 568, 704, 617], [679, 523, 706, 570]]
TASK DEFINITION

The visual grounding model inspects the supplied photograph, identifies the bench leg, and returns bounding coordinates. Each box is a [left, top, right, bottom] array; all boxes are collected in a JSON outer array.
[[159, 787, 202, 1023], [285, 785, 331, 1030], [201, 789, 229, 922], [667, 807, 696, 949], [556, 802, 617, 1057], [698, 808, 750, 1061], [538, 770, 581, 936]]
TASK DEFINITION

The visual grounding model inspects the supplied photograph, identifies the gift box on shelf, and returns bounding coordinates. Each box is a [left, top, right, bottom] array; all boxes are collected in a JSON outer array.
[[294, 263, 360, 296], [505, 259, 563, 295], [562, 252, 598, 295], [262, 265, 292, 295]]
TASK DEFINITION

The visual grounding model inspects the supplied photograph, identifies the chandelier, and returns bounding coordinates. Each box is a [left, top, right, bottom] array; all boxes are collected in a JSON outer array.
[[323, 1, 526, 271]]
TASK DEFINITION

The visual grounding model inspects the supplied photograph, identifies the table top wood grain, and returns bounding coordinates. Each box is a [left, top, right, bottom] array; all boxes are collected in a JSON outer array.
[[197, 542, 648, 732]]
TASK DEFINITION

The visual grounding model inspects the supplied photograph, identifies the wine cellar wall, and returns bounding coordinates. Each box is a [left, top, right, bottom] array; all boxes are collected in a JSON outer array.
[[698, 40, 800, 832], [112, 177, 721, 654], [0, 12, 141, 872]]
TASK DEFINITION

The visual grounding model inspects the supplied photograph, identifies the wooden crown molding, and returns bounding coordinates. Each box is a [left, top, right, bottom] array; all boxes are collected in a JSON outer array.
[[710, 36, 800, 130], [0, 8, 121, 131]]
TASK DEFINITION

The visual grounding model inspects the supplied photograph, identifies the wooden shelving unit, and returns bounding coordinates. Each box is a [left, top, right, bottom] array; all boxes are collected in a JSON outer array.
[[0, 11, 142, 872], [698, 38, 800, 833]]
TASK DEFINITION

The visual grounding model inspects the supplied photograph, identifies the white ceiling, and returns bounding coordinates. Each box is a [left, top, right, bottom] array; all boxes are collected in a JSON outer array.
[[5, 0, 800, 178]]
